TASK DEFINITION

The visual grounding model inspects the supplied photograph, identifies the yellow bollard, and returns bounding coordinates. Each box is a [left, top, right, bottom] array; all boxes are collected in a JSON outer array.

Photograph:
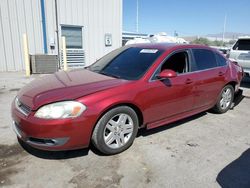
[[23, 34, 30, 77], [62, 36, 68, 71]]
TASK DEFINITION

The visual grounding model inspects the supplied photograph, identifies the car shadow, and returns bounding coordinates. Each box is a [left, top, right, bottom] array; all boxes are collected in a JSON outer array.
[[240, 77, 250, 89], [207, 89, 245, 113], [18, 138, 92, 159], [137, 112, 207, 137], [19, 137, 111, 159], [216, 148, 250, 188], [232, 89, 245, 108]]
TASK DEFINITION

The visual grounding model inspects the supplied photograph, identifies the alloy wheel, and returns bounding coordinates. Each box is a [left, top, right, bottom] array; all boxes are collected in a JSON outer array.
[[103, 113, 134, 149], [220, 88, 232, 110]]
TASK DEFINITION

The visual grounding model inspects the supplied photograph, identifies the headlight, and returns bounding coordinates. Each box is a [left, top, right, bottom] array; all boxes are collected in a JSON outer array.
[[34, 101, 86, 119]]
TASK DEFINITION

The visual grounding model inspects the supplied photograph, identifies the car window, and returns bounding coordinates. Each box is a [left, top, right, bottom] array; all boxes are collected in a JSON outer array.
[[192, 49, 217, 71], [88, 47, 163, 80], [233, 39, 250, 51], [152, 51, 189, 80], [215, 53, 227, 66], [161, 51, 189, 73]]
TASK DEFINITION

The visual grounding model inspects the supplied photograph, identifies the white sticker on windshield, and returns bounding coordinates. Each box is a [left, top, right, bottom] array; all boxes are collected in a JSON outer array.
[[140, 49, 158, 53]]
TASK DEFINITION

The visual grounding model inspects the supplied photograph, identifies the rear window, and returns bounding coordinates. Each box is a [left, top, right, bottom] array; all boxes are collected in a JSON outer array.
[[233, 39, 250, 51], [192, 49, 217, 71]]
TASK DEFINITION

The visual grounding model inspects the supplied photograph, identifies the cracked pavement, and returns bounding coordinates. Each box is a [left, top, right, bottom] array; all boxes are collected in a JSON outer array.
[[0, 72, 250, 188]]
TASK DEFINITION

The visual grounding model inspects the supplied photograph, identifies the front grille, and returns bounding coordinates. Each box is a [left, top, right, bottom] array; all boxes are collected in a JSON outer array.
[[28, 137, 56, 146], [27, 137, 69, 147], [15, 98, 31, 116]]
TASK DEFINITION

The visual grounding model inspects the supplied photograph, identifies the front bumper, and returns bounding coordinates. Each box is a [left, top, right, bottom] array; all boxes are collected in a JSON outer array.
[[12, 121, 69, 147], [11, 101, 97, 151]]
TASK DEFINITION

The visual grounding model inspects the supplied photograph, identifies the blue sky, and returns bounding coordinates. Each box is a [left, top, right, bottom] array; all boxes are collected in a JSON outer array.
[[123, 0, 250, 36]]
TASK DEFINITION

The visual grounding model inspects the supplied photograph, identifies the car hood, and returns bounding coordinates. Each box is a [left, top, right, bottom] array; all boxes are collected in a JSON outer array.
[[17, 69, 129, 110]]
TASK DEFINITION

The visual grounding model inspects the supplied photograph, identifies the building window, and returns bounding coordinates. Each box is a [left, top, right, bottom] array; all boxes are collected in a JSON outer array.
[[61, 26, 82, 49]]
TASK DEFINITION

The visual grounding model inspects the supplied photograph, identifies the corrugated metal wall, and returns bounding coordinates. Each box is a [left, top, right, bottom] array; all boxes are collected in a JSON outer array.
[[0, 0, 122, 71], [0, 0, 44, 71]]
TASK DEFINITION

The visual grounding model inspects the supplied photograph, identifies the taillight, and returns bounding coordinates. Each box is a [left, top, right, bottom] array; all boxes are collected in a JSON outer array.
[[231, 61, 239, 66]]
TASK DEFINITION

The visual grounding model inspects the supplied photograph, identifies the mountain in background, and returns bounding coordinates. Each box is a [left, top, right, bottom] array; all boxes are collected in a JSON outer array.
[[206, 32, 250, 39], [182, 32, 250, 42]]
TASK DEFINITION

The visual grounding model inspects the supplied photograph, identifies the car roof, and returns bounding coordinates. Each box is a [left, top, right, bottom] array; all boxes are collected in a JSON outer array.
[[129, 43, 212, 51]]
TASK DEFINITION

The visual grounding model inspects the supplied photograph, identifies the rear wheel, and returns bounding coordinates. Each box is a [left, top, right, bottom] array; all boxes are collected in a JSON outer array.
[[213, 85, 234, 113], [92, 106, 139, 155]]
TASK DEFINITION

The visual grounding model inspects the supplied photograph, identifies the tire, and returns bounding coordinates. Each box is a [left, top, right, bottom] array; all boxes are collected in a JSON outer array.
[[213, 85, 234, 114], [91, 106, 139, 155]]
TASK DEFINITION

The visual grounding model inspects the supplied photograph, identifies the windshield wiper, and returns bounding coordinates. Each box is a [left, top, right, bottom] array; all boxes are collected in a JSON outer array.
[[99, 71, 121, 79]]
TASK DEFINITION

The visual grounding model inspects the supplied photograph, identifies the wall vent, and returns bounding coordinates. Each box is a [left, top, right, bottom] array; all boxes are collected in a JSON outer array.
[[61, 49, 85, 68], [31, 55, 58, 74]]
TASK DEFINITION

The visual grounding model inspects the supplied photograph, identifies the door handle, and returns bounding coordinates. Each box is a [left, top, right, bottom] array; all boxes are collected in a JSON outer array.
[[185, 78, 193, 84], [219, 71, 225, 76]]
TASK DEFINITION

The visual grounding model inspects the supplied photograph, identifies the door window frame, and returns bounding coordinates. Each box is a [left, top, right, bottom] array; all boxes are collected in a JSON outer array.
[[214, 52, 229, 67], [149, 49, 192, 82], [190, 48, 226, 73]]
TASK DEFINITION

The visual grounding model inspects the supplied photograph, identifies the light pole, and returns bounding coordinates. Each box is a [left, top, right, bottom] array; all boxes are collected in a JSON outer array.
[[55, 0, 60, 68], [222, 13, 227, 43], [136, 0, 139, 33]]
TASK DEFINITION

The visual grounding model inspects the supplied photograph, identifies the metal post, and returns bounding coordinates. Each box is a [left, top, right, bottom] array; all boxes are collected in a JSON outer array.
[[55, 0, 60, 68], [23, 34, 30, 77], [62, 36, 68, 71], [136, 0, 139, 33], [40, 0, 48, 54], [222, 14, 227, 43]]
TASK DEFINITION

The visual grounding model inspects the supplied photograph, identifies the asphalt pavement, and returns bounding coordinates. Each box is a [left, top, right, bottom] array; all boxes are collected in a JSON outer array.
[[0, 72, 250, 188]]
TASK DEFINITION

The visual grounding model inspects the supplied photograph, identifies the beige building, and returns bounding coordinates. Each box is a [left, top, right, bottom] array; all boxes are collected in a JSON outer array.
[[0, 0, 122, 71]]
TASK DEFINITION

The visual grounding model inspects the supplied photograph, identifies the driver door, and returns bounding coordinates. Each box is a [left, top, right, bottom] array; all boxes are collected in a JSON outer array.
[[141, 50, 196, 128]]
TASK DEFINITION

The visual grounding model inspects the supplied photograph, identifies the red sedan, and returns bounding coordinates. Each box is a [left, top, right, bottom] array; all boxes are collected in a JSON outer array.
[[12, 44, 243, 154]]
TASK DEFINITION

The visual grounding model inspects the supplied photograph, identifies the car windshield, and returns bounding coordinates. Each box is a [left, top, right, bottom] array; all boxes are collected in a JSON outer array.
[[233, 39, 250, 51], [88, 47, 163, 80]]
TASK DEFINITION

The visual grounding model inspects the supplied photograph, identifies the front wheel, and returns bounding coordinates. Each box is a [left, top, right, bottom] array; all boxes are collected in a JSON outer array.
[[213, 85, 234, 114], [91, 106, 139, 155]]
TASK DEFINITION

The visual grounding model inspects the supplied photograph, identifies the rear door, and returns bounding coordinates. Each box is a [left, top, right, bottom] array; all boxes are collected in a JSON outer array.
[[191, 49, 227, 109]]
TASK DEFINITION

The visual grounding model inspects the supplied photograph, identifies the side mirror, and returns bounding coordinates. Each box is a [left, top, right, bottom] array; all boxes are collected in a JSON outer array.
[[156, 69, 177, 79]]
